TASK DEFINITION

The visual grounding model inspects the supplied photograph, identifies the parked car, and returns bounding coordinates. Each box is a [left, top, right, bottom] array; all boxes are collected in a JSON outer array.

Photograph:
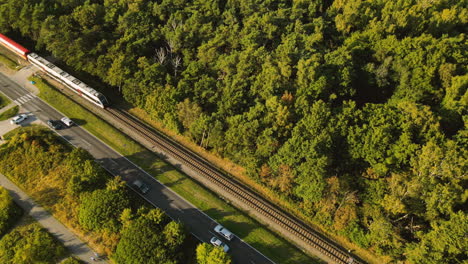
[[132, 180, 150, 194], [10, 114, 28, 125], [210, 236, 229, 252], [47, 120, 63, 130], [214, 224, 234, 241], [60, 117, 74, 127]]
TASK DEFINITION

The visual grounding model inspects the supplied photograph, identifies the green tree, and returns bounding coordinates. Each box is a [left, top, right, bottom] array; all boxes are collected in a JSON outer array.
[[78, 178, 130, 232], [196, 243, 231, 264], [113, 209, 185, 264], [405, 211, 468, 264]]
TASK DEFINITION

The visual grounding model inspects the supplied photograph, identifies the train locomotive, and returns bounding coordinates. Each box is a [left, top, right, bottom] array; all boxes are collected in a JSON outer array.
[[0, 33, 109, 108]]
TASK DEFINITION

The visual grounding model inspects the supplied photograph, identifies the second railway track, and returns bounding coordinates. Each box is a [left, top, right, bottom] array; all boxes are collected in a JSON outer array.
[[106, 107, 364, 264]]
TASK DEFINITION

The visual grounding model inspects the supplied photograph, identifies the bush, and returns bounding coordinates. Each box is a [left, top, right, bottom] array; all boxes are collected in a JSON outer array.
[[0, 223, 66, 264], [0, 187, 22, 237]]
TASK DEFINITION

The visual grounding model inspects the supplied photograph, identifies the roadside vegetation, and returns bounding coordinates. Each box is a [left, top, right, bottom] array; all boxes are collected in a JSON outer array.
[[0, 93, 10, 109], [0, 187, 66, 264], [0, 220, 67, 264], [196, 243, 232, 264], [0, 105, 18, 121], [60, 257, 83, 264], [29, 76, 315, 263], [0, 54, 17, 70], [0, 187, 22, 237], [0, 126, 222, 263]]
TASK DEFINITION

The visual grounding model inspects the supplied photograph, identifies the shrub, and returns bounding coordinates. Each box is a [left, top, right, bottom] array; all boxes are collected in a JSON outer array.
[[0, 223, 66, 264], [0, 187, 22, 237]]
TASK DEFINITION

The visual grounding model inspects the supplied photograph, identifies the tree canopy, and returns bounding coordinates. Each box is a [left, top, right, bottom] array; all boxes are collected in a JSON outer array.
[[112, 208, 186, 264], [0, 223, 66, 264], [196, 243, 232, 264], [78, 177, 130, 232]]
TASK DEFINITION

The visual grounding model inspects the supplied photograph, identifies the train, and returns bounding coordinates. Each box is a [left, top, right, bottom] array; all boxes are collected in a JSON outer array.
[[0, 33, 109, 108]]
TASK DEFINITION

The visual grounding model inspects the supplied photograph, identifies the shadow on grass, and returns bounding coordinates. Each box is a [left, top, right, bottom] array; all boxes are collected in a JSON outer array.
[[204, 207, 236, 220], [71, 118, 86, 126], [163, 176, 187, 188]]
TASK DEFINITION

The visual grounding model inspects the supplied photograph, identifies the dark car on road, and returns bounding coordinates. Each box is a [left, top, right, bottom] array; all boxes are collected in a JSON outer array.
[[132, 180, 150, 194], [47, 120, 63, 130]]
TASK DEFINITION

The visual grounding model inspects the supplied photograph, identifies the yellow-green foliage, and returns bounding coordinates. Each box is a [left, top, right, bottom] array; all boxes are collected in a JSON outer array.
[[0, 187, 22, 237], [0, 222, 66, 263], [0, 127, 112, 248], [0, 105, 18, 121], [0, 127, 192, 261], [0, 93, 11, 109], [0, 54, 17, 70]]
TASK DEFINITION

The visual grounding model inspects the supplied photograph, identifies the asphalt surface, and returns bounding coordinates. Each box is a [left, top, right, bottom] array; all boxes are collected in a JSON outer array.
[[0, 72, 275, 264], [0, 173, 107, 264]]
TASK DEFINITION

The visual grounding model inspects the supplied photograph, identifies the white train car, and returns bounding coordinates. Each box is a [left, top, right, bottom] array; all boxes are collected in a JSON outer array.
[[27, 52, 109, 108]]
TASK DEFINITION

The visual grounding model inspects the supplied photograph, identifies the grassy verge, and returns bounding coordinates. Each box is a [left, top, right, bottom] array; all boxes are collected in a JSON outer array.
[[0, 92, 10, 109], [0, 105, 18, 121], [0, 54, 18, 70], [29, 78, 318, 263]]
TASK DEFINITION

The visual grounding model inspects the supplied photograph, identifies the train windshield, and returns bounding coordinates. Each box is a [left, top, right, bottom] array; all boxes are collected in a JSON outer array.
[[98, 94, 109, 107]]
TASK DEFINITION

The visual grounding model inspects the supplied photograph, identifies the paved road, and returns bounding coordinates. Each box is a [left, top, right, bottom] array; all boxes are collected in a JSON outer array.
[[0, 173, 106, 264], [0, 72, 274, 264]]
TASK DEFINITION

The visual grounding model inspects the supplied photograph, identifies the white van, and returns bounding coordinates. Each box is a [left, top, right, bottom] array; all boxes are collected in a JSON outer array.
[[60, 117, 74, 127]]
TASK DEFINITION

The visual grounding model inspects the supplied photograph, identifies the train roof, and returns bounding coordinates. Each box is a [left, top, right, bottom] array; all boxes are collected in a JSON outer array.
[[28, 53, 103, 99], [0, 33, 30, 55]]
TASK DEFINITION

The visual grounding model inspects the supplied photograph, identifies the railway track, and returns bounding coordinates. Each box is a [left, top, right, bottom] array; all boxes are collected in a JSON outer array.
[[106, 107, 364, 264]]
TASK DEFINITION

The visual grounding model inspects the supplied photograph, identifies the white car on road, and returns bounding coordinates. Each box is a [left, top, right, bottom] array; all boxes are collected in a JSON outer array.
[[61, 117, 74, 127], [10, 114, 28, 124], [214, 224, 234, 241], [210, 236, 230, 252]]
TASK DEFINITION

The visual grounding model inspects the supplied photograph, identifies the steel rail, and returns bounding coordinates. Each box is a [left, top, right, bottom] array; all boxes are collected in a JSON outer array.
[[106, 107, 364, 264]]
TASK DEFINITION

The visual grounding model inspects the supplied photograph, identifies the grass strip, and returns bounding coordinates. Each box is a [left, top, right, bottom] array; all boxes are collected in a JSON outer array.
[[0, 105, 18, 121], [0, 92, 11, 109], [0, 53, 18, 70], [29, 76, 319, 264]]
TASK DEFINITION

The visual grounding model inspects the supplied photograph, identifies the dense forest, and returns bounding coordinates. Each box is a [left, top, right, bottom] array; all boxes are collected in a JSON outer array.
[[0, 0, 466, 262]]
